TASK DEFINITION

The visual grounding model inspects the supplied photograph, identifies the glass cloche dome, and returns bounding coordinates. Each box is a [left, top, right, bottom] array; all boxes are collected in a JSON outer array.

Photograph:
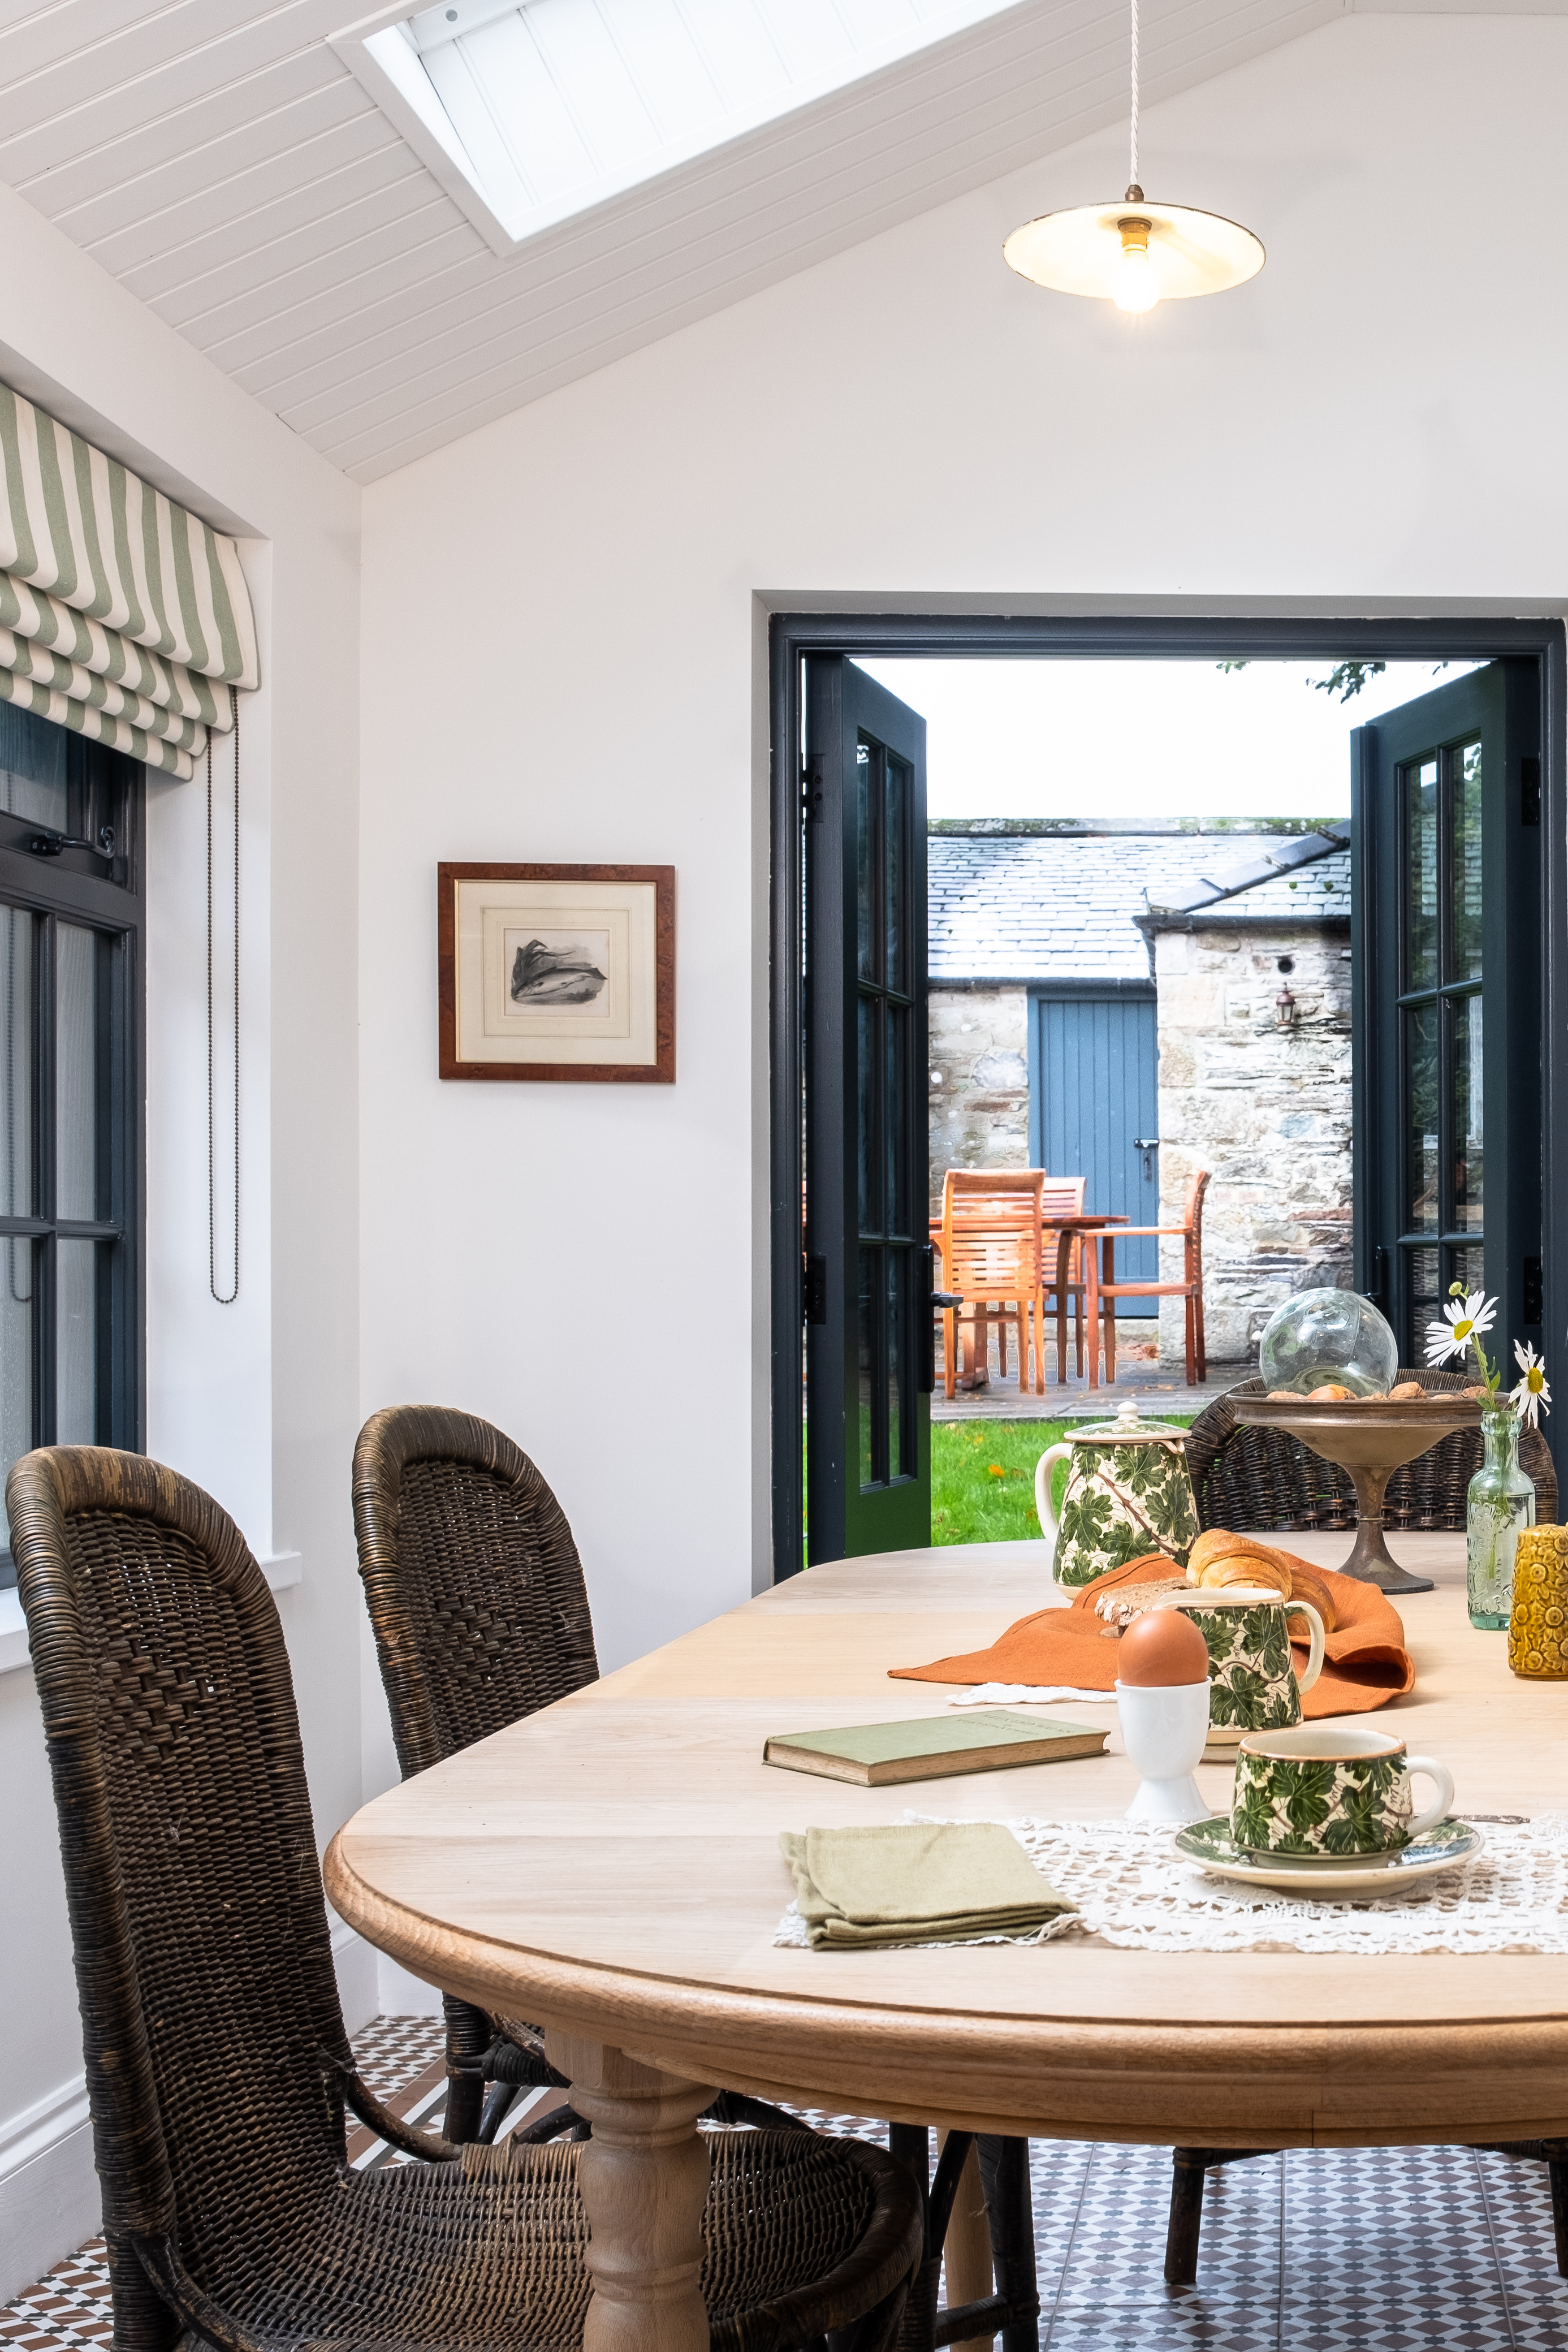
[[1258, 1288, 1399, 1398]]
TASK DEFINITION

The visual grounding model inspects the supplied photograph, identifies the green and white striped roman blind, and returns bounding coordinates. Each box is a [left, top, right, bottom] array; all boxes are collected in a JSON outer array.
[[0, 385, 258, 780]]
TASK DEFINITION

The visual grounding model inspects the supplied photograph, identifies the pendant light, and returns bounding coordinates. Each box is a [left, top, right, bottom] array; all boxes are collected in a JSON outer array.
[[1003, 0, 1264, 313]]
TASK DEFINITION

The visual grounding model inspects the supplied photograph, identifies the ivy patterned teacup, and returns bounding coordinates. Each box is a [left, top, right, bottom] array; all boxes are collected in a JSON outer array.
[[1167, 1587, 1325, 1741], [1035, 1400, 1198, 1587], [1231, 1723, 1455, 1858]]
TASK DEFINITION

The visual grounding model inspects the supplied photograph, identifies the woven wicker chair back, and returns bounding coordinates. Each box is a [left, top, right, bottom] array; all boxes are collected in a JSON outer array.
[[7, 1445, 355, 2346], [352, 1406, 599, 1777], [1187, 1370, 1559, 1533]]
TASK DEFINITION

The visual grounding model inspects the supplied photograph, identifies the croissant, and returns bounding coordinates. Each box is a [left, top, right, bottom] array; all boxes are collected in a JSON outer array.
[[1185, 1527, 1294, 1599], [1282, 1560, 1338, 1635]]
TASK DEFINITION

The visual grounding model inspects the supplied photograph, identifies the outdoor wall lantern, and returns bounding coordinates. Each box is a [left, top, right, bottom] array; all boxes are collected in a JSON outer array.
[[1275, 982, 1298, 1028], [1003, 0, 1264, 314]]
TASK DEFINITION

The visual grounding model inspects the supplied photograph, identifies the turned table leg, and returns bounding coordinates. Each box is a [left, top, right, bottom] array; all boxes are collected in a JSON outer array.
[[546, 2031, 716, 2352]]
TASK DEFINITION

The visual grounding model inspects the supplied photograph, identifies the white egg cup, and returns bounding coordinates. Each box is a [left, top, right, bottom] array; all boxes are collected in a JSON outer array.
[[1115, 1679, 1215, 1826]]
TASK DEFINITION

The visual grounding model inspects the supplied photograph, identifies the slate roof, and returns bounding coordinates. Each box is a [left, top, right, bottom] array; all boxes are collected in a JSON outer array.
[[927, 827, 1350, 981]]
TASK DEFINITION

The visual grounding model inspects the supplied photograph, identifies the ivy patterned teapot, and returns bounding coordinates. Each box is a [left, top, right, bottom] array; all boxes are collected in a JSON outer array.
[[1035, 1399, 1199, 1588]]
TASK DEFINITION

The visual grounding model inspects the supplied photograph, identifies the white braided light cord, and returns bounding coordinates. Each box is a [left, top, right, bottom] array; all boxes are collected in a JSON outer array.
[[1129, 0, 1139, 188], [772, 1815, 1568, 1957]]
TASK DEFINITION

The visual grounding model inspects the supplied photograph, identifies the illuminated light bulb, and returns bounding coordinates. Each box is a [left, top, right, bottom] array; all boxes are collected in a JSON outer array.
[[1114, 217, 1159, 314]]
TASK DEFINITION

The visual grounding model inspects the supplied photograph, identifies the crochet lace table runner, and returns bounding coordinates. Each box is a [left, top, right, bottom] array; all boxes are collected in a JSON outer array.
[[772, 1812, 1568, 1956]]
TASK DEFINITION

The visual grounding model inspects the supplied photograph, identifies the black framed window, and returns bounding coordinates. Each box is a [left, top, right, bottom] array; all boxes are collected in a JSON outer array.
[[0, 704, 143, 1582]]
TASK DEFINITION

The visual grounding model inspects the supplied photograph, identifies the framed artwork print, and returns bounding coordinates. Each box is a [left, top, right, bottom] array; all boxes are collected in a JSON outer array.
[[438, 863, 675, 1083]]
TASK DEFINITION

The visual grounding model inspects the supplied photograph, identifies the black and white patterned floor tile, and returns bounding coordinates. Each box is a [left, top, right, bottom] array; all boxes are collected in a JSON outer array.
[[8, 2024, 1568, 2352]]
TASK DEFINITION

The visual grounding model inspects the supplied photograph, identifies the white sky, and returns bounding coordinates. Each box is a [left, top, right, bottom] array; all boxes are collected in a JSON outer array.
[[857, 657, 1481, 822]]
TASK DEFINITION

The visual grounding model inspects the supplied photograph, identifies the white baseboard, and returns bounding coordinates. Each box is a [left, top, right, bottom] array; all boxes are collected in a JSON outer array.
[[0, 2072, 98, 2306], [331, 1918, 382, 2035]]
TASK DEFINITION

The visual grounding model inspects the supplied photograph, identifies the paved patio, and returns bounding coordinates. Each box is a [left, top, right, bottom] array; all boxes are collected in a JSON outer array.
[[932, 1349, 1253, 1423]]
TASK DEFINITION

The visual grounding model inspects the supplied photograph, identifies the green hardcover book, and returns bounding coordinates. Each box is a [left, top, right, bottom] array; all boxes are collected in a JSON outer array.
[[762, 1708, 1108, 1787]]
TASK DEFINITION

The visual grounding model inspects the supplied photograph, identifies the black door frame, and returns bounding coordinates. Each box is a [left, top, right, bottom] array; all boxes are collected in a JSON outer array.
[[770, 614, 1568, 1587]]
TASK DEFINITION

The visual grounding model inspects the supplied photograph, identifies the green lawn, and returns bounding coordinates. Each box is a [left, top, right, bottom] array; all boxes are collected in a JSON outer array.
[[930, 1417, 1195, 1548]]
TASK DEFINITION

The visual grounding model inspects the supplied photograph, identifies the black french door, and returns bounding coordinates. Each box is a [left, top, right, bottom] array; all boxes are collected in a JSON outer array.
[[803, 658, 930, 1563], [1353, 662, 1541, 1376]]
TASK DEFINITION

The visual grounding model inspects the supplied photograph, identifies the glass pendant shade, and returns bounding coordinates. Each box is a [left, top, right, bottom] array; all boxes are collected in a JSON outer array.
[[1003, 191, 1265, 305]]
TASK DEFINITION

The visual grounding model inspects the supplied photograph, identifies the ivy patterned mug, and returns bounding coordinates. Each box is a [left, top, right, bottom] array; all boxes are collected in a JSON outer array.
[[1035, 1400, 1198, 1587], [1167, 1587, 1325, 1740], [1231, 1723, 1455, 1858]]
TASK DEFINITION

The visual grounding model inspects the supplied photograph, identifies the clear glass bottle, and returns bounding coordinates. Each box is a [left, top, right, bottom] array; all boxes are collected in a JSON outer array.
[[1467, 1402, 1536, 1629]]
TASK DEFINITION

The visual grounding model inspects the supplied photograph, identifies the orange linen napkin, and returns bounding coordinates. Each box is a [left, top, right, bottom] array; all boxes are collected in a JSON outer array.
[[890, 1550, 1415, 1718]]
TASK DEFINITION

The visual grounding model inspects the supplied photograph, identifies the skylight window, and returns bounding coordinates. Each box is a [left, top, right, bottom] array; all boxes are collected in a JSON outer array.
[[333, 0, 1026, 254]]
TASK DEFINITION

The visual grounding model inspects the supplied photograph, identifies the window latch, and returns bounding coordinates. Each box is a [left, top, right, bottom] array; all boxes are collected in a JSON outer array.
[[25, 823, 115, 861]]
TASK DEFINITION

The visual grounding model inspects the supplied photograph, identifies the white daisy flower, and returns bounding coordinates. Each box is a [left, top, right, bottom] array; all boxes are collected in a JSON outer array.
[[1424, 1289, 1497, 1366], [1511, 1339, 1552, 1428]]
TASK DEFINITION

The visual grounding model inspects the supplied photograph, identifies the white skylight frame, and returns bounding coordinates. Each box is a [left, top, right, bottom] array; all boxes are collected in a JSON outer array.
[[331, 0, 1035, 258]]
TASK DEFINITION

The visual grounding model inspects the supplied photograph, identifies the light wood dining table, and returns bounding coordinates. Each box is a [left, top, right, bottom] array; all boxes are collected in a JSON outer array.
[[326, 1530, 1568, 2352]]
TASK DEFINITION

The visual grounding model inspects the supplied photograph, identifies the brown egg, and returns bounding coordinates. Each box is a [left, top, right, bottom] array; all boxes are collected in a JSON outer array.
[[1116, 1607, 1211, 1687]]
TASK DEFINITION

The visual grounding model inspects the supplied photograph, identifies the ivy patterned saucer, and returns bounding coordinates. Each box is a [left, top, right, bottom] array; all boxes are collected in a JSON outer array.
[[1172, 1814, 1485, 1896]]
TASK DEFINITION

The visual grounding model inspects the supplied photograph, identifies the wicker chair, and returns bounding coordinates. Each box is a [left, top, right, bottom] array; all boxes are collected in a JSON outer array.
[[12, 1443, 922, 2352], [1165, 1367, 1562, 2285], [1185, 1366, 1558, 1535], [352, 1409, 1042, 2352], [352, 1406, 598, 2143]]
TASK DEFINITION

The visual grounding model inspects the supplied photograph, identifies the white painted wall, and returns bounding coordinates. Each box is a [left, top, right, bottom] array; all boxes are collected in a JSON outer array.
[[358, 9, 1568, 1678], [0, 189, 365, 2296]]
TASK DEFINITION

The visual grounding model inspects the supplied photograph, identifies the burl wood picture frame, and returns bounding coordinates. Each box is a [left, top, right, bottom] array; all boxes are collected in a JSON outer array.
[[438, 863, 675, 1083]]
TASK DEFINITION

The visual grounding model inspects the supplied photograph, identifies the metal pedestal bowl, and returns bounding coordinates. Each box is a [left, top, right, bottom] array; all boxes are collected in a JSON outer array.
[[1231, 1392, 1483, 1595]]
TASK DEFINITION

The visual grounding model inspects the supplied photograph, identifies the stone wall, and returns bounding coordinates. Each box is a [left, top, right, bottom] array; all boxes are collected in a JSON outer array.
[[1152, 923, 1353, 1369], [927, 987, 1029, 1212]]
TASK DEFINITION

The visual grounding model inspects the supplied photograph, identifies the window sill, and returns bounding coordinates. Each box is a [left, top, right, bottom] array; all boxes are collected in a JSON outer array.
[[0, 1551, 302, 1674]]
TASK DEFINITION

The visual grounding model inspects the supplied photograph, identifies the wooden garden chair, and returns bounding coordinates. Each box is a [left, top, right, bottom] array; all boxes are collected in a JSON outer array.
[[1036, 1176, 1088, 1384], [939, 1171, 1046, 1397], [1092, 1168, 1210, 1387]]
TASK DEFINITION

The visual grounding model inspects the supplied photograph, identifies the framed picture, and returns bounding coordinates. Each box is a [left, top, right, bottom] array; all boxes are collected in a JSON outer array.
[[438, 864, 675, 1083]]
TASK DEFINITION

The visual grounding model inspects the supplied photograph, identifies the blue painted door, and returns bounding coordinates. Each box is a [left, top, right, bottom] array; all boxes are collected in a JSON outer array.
[[1031, 990, 1160, 1310]]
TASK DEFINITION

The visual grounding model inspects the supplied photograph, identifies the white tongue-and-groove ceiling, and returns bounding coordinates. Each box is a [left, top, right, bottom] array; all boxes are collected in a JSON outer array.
[[0, 0, 1461, 482]]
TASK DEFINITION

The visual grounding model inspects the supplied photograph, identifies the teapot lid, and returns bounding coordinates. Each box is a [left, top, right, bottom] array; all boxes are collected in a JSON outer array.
[[1070, 1397, 1189, 1446]]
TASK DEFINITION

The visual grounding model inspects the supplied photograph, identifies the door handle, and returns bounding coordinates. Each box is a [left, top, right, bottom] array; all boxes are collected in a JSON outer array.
[[919, 1245, 964, 1395], [1134, 1136, 1159, 1181]]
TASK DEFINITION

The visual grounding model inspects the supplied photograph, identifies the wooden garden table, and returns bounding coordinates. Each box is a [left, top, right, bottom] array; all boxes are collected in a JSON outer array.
[[326, 1531, 1568, 2352]]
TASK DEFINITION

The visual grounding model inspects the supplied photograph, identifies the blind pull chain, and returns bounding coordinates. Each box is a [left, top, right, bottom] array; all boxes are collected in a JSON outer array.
[[206, 687, 239, 1305]]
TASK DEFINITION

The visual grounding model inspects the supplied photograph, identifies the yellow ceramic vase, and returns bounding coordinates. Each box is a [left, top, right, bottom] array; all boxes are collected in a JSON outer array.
[[1507, 1527, 1568, 1680]]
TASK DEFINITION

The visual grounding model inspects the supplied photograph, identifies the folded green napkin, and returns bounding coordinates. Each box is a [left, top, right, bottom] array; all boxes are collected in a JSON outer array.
[[779, 1822, 1077, 1950]]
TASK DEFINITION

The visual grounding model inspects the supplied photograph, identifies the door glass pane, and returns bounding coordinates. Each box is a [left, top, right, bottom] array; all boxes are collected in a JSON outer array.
[[884, 754, 905, 995], [1453, 995, 1484, 1232], [857, 1247, 875, 1490], [0, 1236, 33, 1550], [1452, 1242, 1486, 1303], [855, 740, 874, 982], [888, 1247, 906, 1481], [857, 996, 875, 1233], [56, 924, 97, 1222], [57, 1237, 96, 1443], [0, 906, 34, 1218], [1405, 758, 1439, 990], [1405, 1003, 1439, 1230], [1407, 1245, 1440, 1361], [1452, 740, 1483, 982], [885, 1003, 906, 1240]]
